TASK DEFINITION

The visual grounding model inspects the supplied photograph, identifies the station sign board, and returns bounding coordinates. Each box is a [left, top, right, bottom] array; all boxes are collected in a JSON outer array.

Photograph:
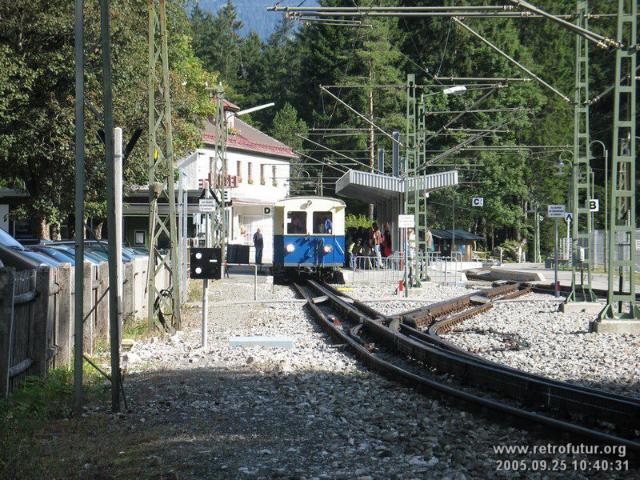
[[398, 214, 415, 229], [471, 197, 484, 207], [588, 199, 599, 212], [199, 198, 216, 212], [547, 205, 566, 218]]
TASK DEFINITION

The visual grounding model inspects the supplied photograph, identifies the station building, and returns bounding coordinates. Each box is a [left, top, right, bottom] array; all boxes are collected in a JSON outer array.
[[123, 100, 295, 264]]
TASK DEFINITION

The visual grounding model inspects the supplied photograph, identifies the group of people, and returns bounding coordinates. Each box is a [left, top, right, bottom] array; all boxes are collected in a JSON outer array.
[[346, 223, 392, 270]]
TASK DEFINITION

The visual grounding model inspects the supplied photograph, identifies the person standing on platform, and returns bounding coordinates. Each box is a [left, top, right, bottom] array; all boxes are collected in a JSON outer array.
[[372, 223, 383, 268], [253, 228, 264, 265]]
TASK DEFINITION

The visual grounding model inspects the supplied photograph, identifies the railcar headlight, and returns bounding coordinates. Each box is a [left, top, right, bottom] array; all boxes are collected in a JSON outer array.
[[285, 243, 295, 253], [323, 245, 333, 253]]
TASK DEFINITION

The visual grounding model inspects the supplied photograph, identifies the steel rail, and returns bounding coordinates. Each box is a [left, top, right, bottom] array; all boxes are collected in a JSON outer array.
[[395, 284, 640, 406], [299, 280, 640, 451], [319, 281, 640, 418]]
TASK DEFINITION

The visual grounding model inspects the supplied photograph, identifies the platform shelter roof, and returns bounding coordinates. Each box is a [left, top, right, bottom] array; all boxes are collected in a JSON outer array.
[[335, 170, 459, 202]]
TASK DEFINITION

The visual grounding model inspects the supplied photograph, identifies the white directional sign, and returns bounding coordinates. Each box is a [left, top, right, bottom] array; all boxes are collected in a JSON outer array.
[[398, 214, 415, 229], [199, 198, 216, 213], [564, 212, 573, 223], [588, 198, 599, 212], [472, 197, 484, 207], [547, 204, 566, 218]]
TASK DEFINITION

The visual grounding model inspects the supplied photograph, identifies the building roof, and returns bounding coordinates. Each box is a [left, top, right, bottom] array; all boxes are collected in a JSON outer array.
[[203, 116, 296, 160], [430, 229, 485, 241]]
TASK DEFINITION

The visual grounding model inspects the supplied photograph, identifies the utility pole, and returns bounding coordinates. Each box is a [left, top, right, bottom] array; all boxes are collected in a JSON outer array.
[[567, 0, 596, 304], [73, 0, 85, 412], [368, 64, 375, 220], [404, 74, 417, 286], [100, 0, 121, 412], [201, 179, 210, 349], [147, 0, 181, 330], [595, 0, 640, 329]]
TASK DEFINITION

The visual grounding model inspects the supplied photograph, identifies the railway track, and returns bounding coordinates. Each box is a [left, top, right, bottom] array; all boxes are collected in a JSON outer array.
[[529, 282, 640, 302], [293, 280, 640, 456]]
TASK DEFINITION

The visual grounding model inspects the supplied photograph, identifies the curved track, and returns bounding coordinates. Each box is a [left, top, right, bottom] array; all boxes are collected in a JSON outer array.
[[294, 280, 640, 456]]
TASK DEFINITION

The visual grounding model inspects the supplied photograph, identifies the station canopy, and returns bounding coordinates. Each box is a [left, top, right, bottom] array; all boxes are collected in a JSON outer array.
[[335, 169, 459, 202]]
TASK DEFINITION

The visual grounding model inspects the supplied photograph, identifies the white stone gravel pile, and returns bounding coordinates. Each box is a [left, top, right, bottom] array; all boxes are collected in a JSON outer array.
[[347, 283, 471, 316], [442, 294, 640, 400]]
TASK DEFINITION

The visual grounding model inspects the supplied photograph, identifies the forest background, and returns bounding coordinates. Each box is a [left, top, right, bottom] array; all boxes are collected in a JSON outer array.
[[0, 0, 630, 256]]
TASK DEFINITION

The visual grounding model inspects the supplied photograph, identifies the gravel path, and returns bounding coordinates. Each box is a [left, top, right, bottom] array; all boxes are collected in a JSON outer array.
[[441, 294, 640, 400]]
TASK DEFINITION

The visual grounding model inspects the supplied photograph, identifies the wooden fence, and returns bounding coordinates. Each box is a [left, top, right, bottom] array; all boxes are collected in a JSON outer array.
[[0, 257, 163, 398]]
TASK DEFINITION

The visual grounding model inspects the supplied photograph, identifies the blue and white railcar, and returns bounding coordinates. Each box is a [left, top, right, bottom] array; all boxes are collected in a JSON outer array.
[[273, 196, 345, 281]]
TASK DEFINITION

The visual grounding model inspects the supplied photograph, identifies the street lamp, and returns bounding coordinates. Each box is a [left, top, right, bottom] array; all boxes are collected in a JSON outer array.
[[589, 140, 608, 272]]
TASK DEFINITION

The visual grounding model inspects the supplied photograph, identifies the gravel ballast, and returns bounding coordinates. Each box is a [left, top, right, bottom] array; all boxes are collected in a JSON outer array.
[[45, 277, 636, 479], [441, 294, 640, 400]]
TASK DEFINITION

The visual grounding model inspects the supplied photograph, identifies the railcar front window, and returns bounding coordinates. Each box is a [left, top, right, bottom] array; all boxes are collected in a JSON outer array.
[[287, 211, 307, 234], [313, 211, 333, 234]]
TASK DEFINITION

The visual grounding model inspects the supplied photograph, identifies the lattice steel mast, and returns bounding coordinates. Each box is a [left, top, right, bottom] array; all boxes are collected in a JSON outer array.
[[597, 0, 640, 322], [404, 74, 429, 284], [147, 0, 181, 329], [567, 0, 596, 303], [210, 85, 228, 261]]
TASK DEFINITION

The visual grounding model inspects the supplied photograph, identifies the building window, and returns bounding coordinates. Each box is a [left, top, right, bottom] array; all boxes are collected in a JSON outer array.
[[272, 166, 277, 186], [236, 160, 242, 182], [260, 164, 266, 185], [248, 162, 253, 184], [286, 211, 306, 234], [313, 212, 333, 234], [134, 230, 146, 246]]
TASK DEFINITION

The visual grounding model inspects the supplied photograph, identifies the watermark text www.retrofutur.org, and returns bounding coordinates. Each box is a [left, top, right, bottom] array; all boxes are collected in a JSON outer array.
[[492, 443, 629, 473]]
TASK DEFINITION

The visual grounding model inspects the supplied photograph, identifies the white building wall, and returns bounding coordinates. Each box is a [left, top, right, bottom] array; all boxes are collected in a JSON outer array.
[[180, 147, 291, 263]]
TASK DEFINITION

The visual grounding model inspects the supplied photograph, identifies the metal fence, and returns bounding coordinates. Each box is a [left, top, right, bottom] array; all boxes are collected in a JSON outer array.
[[558, 230, 640, 271], [349, 252, 465, 286]]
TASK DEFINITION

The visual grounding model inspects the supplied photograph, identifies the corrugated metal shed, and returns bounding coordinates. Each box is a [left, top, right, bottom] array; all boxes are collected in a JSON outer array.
[[335, 170, 459, 201]]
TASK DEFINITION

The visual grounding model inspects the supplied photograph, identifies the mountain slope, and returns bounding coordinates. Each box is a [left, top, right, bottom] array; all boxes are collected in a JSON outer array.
[[194, 0, 318, 39]]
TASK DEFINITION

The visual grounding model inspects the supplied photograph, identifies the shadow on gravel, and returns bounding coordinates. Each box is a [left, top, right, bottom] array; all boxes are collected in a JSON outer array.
[[27, 363, 640, 480]]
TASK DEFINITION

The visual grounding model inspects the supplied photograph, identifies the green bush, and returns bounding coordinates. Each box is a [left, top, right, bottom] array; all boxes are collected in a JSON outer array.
[[345, 214, 372, 230]]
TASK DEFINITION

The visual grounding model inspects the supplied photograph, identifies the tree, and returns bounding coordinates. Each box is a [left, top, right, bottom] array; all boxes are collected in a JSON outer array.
[[271, 103, 308, 195], [190, 1, 243, 85], [0, 0, 216, 239]]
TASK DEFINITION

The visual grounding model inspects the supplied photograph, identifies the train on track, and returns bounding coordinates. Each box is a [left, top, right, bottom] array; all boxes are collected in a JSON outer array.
[[272, 196, 346, 284]]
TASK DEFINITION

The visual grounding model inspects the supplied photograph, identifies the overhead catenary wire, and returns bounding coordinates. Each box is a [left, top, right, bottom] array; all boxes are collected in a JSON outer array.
[[506, 0, 621, 49], [296, 135, 384, 173], [319, 86, 401, 146], [294, 151, 350, 173], [452, 18, 571, 103], [423, 88, 499, 146], [427, 107, 530, 114]]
